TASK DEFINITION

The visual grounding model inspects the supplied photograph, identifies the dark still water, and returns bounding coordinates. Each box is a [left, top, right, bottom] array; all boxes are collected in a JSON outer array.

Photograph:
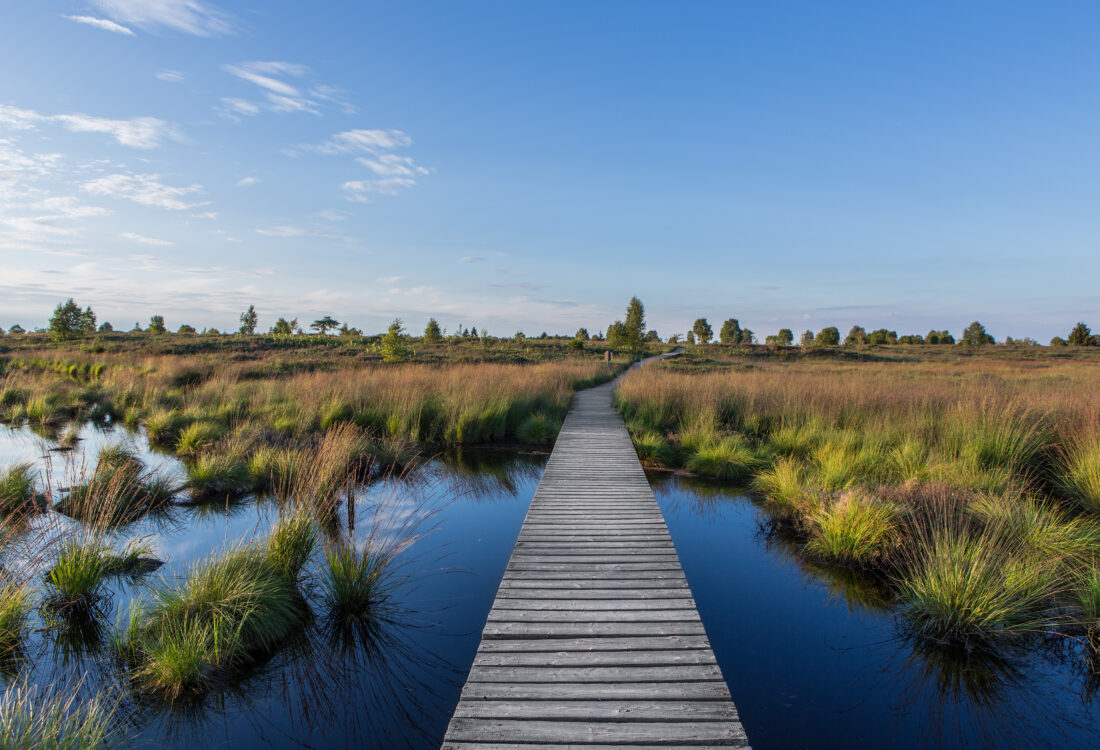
[[2, 423, 1099, 748], [652, 473, 1100, 750]]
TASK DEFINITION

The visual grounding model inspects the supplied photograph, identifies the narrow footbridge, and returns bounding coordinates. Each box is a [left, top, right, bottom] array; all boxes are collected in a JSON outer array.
[[442, 363, 749, 748]]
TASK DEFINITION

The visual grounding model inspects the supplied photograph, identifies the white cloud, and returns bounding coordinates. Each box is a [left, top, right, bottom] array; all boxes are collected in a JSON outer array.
[[235, 176, 259, 187], [64, 15, 135, 35], [156, 70, 185, 82], [255, 225, 346, 241], [459, 255, 485, 264], [217, 97, 260, 120], [312, 129, 412, 155], [342, 178, 417, 202], [0, 104, 178, 149], [53, 114, 178, 149], [82, 173, 204, 210], [222, 62, 323, 115], [357, 153, 431, 177], [90, 0, 233, 36], [314, 209, 349, 222], [119, 231, 174, 246]]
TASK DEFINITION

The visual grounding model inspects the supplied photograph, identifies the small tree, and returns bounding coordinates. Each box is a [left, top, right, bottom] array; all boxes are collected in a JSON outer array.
[[844, 325, 866, 346], [777, 329, 794, 346], [48, 299, 84, 341], [961, 321, 994, 347], [97, 322, 113, 333], [800, 330, 814, 348], [624, 297, 646, 351], [719, 318, 742, 345], [686, 330, 695, 345], [271, 317, 298, 336], [239, 305, 258, 335], [177, 324, 196, 335], [741, 329, 755, 344], [575, 328, 590, 341], [1069, 322, 1092, 346], [692, 318, 713, 345], [338, 323, 362, 338], [644, 329, 660, 342], [866, 328, 898, 345], [8, 324, 24, 335], [816, 326, 840, 346], [667, 334, 680, 345], [424, 318, 443, 343], [606, 321, 628, 350], [1050, 336, 1068, 346], [80, 306, 96, 335], [311, 316, 339, 336], [381, 318, 410, 362], [148, 315, 167, 335]]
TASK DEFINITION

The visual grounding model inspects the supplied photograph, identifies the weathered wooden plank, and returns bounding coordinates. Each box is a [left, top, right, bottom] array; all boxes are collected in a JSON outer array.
[[475, 635, 713, 652], [457, 681, 732, 702], [481, 621, 707, 639], [444, 718, 745, 744], [472, 650, 718, 667], [450, 700, 737, 721], [465, 664, 725, 683], [489, 598, 697, 611]]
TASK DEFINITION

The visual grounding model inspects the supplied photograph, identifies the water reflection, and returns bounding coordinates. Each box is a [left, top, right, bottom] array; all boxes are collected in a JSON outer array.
[[651, 471, 1100, 750], [0, 420, 544, 748]]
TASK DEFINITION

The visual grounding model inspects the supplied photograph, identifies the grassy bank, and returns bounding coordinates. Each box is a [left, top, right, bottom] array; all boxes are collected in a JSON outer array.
[[616, 348, 1100, 646]]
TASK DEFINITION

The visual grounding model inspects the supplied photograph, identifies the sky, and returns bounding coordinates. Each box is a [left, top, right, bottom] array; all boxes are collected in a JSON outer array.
[[1, 1, 1098, 341]]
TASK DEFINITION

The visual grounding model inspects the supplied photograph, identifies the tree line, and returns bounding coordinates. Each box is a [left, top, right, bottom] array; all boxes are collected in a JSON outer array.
[[5, 298, 1100, 352]]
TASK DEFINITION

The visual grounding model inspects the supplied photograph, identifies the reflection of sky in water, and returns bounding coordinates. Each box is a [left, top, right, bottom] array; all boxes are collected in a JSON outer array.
[[652, 472, 1100, 750], [0, 422, 541, 748], [4, 421, 1096, 748]]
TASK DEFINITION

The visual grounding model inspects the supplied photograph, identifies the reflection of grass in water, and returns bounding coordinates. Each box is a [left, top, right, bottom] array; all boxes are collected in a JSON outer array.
[[436, 447, 544, 503]]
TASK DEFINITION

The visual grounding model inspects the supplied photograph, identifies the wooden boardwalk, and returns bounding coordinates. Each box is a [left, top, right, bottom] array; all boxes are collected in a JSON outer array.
[[442, 362, 749, 748]]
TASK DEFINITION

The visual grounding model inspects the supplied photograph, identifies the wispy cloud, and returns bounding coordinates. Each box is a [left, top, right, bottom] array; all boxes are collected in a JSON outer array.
[[235, 176, 259, 187], [119, 231, 173, 246], [302, 129, 430, 200], [0, 104, 179, 149], [64, 15, 135, 35], [217, 97, 260, 121], [155, 70, 185, 82], [255, 225, 348, 242], [83, 173, 205, 211], [90, 0, 233, 36], [221, 61, 338, 116], [459, 255, 485, 264]]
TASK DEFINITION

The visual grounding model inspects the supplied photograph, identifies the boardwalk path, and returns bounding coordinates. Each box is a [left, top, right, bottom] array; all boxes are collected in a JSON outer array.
[[442, 356, 750, 748]]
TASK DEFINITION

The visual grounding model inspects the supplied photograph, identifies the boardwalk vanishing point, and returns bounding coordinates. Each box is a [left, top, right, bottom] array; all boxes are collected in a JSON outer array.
[[443, 356, 750, 748]]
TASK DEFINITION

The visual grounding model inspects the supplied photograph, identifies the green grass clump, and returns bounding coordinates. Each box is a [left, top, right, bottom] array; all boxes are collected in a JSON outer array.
[[144, 410, 187, 445], [0, 585, 32, 654], [322, 545, 392, 625], [631, 430, 675, 467], [806, 491, 900, 565], [45, 540, 156, 612], [62, 448, 177, 526], [894, 506, 1063, 643], [185, 454, 251, 500], [122, 541, 306, 697], [266, 515, 317, 582], [1059, 438, 1100, 513], [0, 681, 122, 749], [0, 464, 40, 517], [45, 541, 109, 611], [683, 435, 759, 483], [753, 457, 818, 520], [516, 412, 561, 445], [175, 421, 227, 457]]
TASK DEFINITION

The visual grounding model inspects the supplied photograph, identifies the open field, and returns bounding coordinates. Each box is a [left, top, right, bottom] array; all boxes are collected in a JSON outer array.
[[617, 346, 1100, 646]]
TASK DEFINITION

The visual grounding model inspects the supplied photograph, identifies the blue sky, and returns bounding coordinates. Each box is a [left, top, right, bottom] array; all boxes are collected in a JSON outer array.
[[2, 1, 1098, 340]]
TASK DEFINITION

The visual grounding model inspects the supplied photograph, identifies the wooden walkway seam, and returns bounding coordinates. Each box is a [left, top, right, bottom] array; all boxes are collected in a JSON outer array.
[[442, 358, 750, 749]]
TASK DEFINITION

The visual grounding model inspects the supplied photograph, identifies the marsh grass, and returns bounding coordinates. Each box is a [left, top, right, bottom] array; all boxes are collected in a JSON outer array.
[[45, 538, 158, 613], [0, 464, 41, 518], [321, 544, 394, 625], [185, 453, 250, 501], [61, 446, 178, 526], [805, 491, 900, 566], [1060, 436, 1100, 513], [0, 585, 31, 655], [894, 500, 1067, 644], [122, 541, 307, 698], [0, 680, 123, 749]]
